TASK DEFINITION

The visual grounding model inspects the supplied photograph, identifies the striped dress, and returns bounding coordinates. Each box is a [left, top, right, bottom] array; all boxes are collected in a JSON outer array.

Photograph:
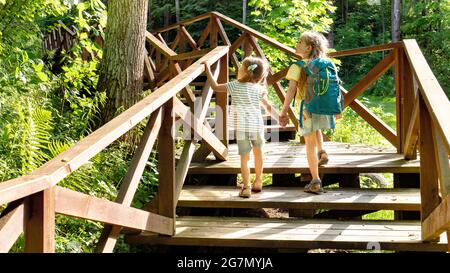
[[225, 80, 266, 133]]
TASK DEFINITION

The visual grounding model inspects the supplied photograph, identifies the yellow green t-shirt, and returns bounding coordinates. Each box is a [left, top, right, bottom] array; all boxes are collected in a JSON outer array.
[[286, 63, 307, 104]]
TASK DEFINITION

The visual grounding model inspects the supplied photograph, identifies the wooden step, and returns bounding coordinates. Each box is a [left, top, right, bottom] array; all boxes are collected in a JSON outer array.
[[189, 142, 421, 174], [125, 216, 448, 252], [178, 186, 420, 211]]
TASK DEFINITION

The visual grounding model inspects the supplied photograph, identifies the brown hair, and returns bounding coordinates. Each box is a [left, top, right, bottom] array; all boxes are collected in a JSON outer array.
[[300, 31, 329, 59], [239, 56, 268, 84]]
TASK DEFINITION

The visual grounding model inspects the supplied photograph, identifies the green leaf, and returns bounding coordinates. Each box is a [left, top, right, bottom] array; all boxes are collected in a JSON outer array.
[[36, 72, 48, 82]]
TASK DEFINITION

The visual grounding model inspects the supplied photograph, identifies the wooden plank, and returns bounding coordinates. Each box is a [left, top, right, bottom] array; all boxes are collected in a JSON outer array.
[[180, 25, 198, 50], [169, 48, 211, 61], [170, 32, 180, 51], [419, 96, 441, 224], [145, 31, 177, 58], [173, 63, 218, 202], [127, 216, 447, 252], [329, 42, 402, 58], [0, 200, 27, 253], [214, 12, 303, 60], [154, 13, 211, 33], [144, 50, 155, 82], [341, 87, 398, 148], [178, 186, 420, 211], [172, 62, 195, 109], [401, 48, 416, 157], [189, 157, 420, 175], [403, 39, 450, 154], [196, 20, 211, 49], [0, 175, 51, 205], [188, 63, 220, 163], [433, 127, 450, 196], [25, 187, 55, 253], [344, 51, 395, 107], [55, 186, 173, 235], [95, 109, 162, 253], [395, 48, 403, 153], [210, 14, 218, 48], [215, 54, 229, 146], [214, 16, 240, 72], [158, 99, 176, 235], [422, 194, 450, 241], [0, 46, 229, 203], [267, 67, 289, 86], [403, 97, 419, 160], [174, 99, 228, 161]]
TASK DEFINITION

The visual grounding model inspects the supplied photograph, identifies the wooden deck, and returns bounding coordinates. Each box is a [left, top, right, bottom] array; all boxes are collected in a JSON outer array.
[[126, 216, 448, 252], [189, 142, 421, 174], [178, 186, 420, 211]]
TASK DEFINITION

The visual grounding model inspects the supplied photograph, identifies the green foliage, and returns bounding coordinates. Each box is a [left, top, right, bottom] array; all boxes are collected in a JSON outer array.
[[329, 96, 396, 148], [332, 0, 394, 96], [401, 0, 449, 96], [248, 0, 335, 71]]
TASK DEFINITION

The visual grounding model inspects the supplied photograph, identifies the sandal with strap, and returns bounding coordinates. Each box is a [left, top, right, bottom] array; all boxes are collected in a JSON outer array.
[[318, 149, 329, 166], [239, 185, 251, 198], [304, 179, 324, 194]]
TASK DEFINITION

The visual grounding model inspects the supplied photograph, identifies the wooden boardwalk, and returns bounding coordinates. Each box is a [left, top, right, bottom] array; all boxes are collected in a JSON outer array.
[[189, 142, 421, 174], [127, 216, 448, 252], [178, 186, 420, 211]]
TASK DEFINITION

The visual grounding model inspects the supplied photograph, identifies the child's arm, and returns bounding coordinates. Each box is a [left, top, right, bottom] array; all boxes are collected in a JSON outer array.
[[202, 62, 227, 93], [279, 80, 297, 127], [260, 93, 279, 121]]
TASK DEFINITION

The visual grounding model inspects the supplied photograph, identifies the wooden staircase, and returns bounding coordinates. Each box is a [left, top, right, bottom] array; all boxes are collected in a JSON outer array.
[[125, 142, 448, 252], [1, 12, 449, 253]]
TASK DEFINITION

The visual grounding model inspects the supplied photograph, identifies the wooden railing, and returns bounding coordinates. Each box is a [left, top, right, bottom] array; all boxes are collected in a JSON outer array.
[[1, 11, 449, 252], [0, 45, 230, 253], [142, 12, 450, 247]]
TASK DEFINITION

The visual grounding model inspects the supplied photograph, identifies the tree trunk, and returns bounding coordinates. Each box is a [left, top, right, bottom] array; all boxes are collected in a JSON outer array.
[[243, 0, 247, 24], [175, 0, 180, 22], [97, 0, 148, 124], [391, 0, 401, 42]]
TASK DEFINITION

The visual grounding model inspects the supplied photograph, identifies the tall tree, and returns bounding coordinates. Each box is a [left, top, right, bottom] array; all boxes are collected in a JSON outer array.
[[97, 0, 148, 124], [391, 0, 401, 42], [175, 0, 180, 22]]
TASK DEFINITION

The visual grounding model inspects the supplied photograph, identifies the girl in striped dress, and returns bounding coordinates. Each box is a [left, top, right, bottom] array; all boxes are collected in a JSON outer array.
[[203, 57, 275, 198]]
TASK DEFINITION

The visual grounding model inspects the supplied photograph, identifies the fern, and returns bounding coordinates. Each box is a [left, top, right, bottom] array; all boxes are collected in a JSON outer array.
[[20, 102, 53, 173], [48, 140, 72, 158]]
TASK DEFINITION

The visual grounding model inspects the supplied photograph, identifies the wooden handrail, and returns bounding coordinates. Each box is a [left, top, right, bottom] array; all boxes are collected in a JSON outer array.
[[403, 39, 450, 154], [0, 46, 229, 207]]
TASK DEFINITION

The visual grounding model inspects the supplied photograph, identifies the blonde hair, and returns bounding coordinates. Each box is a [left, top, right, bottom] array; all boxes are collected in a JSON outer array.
[[239, 56, 268, 84], [299, 31, 329, 59]]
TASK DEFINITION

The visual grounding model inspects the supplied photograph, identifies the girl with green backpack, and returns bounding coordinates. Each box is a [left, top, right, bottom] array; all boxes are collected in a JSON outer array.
[[279, 31, 342, 193]]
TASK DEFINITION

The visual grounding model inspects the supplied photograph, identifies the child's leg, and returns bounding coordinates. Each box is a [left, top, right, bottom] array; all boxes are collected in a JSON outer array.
[[316, 130, 329, 166], [240, 153, 251, 188], [304, 131, 320, 181], [316, 130, 324, 152], [252, 147, 263, 191]]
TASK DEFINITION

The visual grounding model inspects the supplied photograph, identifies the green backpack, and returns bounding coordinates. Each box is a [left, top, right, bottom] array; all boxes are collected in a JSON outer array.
[[294, 58, 343, 117]]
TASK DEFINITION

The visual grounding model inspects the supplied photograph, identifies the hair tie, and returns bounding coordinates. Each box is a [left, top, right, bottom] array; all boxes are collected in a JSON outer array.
[[247, 64, 258, 72]]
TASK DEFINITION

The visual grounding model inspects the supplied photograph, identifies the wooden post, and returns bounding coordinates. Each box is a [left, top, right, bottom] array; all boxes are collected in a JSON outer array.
[[418, 95, 441, 227], [215, 54, 229, 147], [25, 187, 55, 252], [158, 99, 176, 235], [401, 48, 416, 157], [210, 14, 218, 48], [395, 48, 403, 154]]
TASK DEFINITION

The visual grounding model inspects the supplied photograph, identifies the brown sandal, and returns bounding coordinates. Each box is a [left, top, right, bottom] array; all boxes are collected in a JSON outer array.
[[239, 185, 251, 198], [318, 149, 329, 166]]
